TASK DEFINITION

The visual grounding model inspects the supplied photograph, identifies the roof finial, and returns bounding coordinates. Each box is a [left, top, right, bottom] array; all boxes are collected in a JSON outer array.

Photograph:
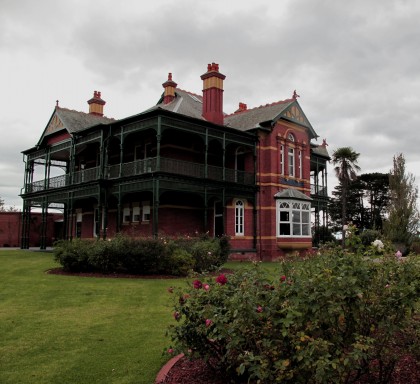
[[292, 90, 300, 100], [56, 100, 59, 107]]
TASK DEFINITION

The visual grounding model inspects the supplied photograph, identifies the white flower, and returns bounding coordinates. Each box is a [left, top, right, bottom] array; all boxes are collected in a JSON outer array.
[[372, 239, 384, 250]]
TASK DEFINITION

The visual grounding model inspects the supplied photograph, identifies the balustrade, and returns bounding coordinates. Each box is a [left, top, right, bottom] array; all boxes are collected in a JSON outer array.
[[26, 157, 254, 193]]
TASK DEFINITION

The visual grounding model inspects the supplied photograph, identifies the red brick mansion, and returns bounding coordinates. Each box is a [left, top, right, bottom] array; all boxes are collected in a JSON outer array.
[[20, 63, 329, 260]]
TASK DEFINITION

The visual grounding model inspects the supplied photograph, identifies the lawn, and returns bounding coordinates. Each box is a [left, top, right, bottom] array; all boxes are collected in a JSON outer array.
[[0, 250, 182, 384], [0, 250, 282, 384]]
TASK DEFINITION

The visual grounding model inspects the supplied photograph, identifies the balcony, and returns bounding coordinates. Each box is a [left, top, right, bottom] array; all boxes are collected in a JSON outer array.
[[310, 184, 328, 197], [25, 157, 255, 193]]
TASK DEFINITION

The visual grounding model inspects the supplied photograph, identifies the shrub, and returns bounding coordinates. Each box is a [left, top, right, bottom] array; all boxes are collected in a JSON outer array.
[[54, 234, 230, 276], [167, 253, 420, 383], [53, 239, 94, 272], [165, 248, 195, 276], [359, 229, 382, 247], [410, 240, 420, 255]]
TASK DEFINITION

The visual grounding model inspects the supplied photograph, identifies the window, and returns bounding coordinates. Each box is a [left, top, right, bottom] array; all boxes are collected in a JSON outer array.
[[132, 204, 140, 222], [277, 200, 311, 237], [298, 150, 302, 179], [280, 145, 284, 175], [288, 147, 295, 177], [123, 207, 131, 223], [76, 209, 82, 238], [142, 201, 150, 221], [235, 200, 244, 236]]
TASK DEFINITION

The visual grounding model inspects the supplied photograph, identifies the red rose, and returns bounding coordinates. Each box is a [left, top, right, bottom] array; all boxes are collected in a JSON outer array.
[[193, 280, 203, 289], [215, 274, 228, 285]]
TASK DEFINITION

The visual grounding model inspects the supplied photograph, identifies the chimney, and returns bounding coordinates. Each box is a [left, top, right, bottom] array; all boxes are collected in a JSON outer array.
[[200, 63, 226, 125], [236, 102, 247, 113], [162, 73, 178, 104], [87, 91, 106, 116]]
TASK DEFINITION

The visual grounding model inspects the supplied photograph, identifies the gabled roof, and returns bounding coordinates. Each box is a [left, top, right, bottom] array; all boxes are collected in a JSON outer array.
[[153, 88, 204, 120], [37, 106, 115, 146], [224, 99, 318, 139], [274, 189, 312, 201]]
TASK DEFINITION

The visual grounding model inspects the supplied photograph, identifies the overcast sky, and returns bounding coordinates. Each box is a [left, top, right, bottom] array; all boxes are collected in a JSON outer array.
[[1, 0, 420, 209]]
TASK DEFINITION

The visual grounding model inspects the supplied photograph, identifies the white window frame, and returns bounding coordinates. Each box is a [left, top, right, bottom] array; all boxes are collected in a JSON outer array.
[[288, 147, 295, 177], [132, 204, 140, 223], [234, 199, 245, 236], [142, 201, 150, 222], [123, 206, 131, 224], [277, 199, 311, 238], [298, 150, 302, 179], [280, 145, 284, 175]]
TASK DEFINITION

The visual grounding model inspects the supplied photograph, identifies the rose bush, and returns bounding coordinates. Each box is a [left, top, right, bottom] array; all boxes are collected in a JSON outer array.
[[167, 252, 420, 383]]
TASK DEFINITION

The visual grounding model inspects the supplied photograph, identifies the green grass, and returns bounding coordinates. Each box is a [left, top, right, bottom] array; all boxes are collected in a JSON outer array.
[[0, 250, 184, 384], [0, 251, 285, 384]]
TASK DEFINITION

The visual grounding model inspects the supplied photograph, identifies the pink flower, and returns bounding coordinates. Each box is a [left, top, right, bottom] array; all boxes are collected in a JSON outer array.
[[173, 311, 181, 321], [193, 280, 203, 289], [205, 319, 213, 327], [395, 250, 402, 259], [256, 305, 263, 313], [216, 274, 228, 285], [167, 348, 174, 354], [280, 275, 287, 282], [203, 284, 210, 291]]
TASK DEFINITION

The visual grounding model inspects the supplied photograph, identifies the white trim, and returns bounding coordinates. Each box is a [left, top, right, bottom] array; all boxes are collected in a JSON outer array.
[[234, 199, 245, 236], [276, 199, 311, 238]]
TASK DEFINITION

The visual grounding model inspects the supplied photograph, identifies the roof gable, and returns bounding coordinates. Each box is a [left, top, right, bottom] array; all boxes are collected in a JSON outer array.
[[280, 102, 315, 135], [37, 107, 115, 146], [224, 99, 318, 139]]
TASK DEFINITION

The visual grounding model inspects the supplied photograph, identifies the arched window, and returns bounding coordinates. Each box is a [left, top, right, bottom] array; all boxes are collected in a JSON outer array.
[[235, 200, 244, 236], [287, 133, 295, 177]]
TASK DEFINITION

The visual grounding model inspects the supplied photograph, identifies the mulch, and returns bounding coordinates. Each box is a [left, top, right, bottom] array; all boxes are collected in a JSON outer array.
[[159, 354, 420, 384]]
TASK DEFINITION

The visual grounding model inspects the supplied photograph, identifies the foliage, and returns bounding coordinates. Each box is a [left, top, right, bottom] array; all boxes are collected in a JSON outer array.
[[53, 234, 230, 276], [331, 147, 361, 247], [312, 225, 336, 246], [383, 153, 420, 247], [329, 173, 389, 232], [359, 229, 382, 247], [53, 238, 94, 272], [168, 253, 420, 383]]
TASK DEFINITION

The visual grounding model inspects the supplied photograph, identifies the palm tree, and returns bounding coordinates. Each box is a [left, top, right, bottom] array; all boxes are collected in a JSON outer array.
[[331, 147, 361, 247]]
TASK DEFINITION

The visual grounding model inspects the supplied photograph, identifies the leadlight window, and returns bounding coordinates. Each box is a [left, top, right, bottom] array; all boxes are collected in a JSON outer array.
[[277, 200, 311, 237]]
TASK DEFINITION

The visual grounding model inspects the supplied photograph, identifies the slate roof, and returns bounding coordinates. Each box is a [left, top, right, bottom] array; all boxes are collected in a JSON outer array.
[[154, 89, 317, 139], [54, 107, 115, 134], [224, 99, 294, 131], [153, 89, 204, 120], [311, 143, 330, 159], [274, 189, 312, 201]]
